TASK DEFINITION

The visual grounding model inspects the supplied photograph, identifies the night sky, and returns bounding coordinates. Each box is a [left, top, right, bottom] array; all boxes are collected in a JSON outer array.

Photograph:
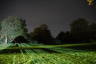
[[0, 0, 96, 36]]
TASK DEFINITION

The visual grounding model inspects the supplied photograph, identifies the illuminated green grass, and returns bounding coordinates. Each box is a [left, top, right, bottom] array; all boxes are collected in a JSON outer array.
[[0, 42, 96, 49], [0, 52, 96, 64], [0, 43, 96, 64]]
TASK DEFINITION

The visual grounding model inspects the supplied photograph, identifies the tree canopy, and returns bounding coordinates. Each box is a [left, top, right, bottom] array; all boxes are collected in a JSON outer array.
[[30, 24, 53, 44], [0, 16, 28, 43]]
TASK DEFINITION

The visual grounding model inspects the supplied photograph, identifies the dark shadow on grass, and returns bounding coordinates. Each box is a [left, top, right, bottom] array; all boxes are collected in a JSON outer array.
[[65, 44, 96, 51], [0, 48, 60, 54]]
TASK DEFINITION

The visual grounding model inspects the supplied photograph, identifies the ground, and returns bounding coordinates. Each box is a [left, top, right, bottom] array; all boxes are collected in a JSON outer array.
[[0, 43, 96, 64]]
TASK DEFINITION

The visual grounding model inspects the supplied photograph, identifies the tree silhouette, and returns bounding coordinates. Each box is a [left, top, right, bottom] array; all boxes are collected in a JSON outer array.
[[70, 18, 89, 42], [30, 24, 53, 44], [56, 31, 65, 43], [89, 22, 96, 41], [56, 31, 72, 44]]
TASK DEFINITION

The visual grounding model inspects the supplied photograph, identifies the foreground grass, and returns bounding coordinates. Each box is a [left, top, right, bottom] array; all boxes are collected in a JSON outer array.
[[0, 43, 96, 64], [0, 51, 96, 64]]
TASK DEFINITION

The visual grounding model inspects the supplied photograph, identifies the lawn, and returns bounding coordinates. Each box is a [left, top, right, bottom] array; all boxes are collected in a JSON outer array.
[[0, 43, 96, 64]]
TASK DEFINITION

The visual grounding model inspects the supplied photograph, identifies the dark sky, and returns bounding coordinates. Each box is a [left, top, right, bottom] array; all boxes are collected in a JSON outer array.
[[0, 0, 96, 36]]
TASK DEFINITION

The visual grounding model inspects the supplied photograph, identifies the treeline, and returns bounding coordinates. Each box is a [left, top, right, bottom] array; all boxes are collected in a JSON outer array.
[[0, 16, 96, 44], [56, 18, 96, 44], [29, 18, 96, 44]]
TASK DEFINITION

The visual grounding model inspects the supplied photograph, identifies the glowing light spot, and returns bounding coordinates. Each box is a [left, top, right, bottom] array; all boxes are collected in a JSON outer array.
[[86, 0, 94, 5]]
